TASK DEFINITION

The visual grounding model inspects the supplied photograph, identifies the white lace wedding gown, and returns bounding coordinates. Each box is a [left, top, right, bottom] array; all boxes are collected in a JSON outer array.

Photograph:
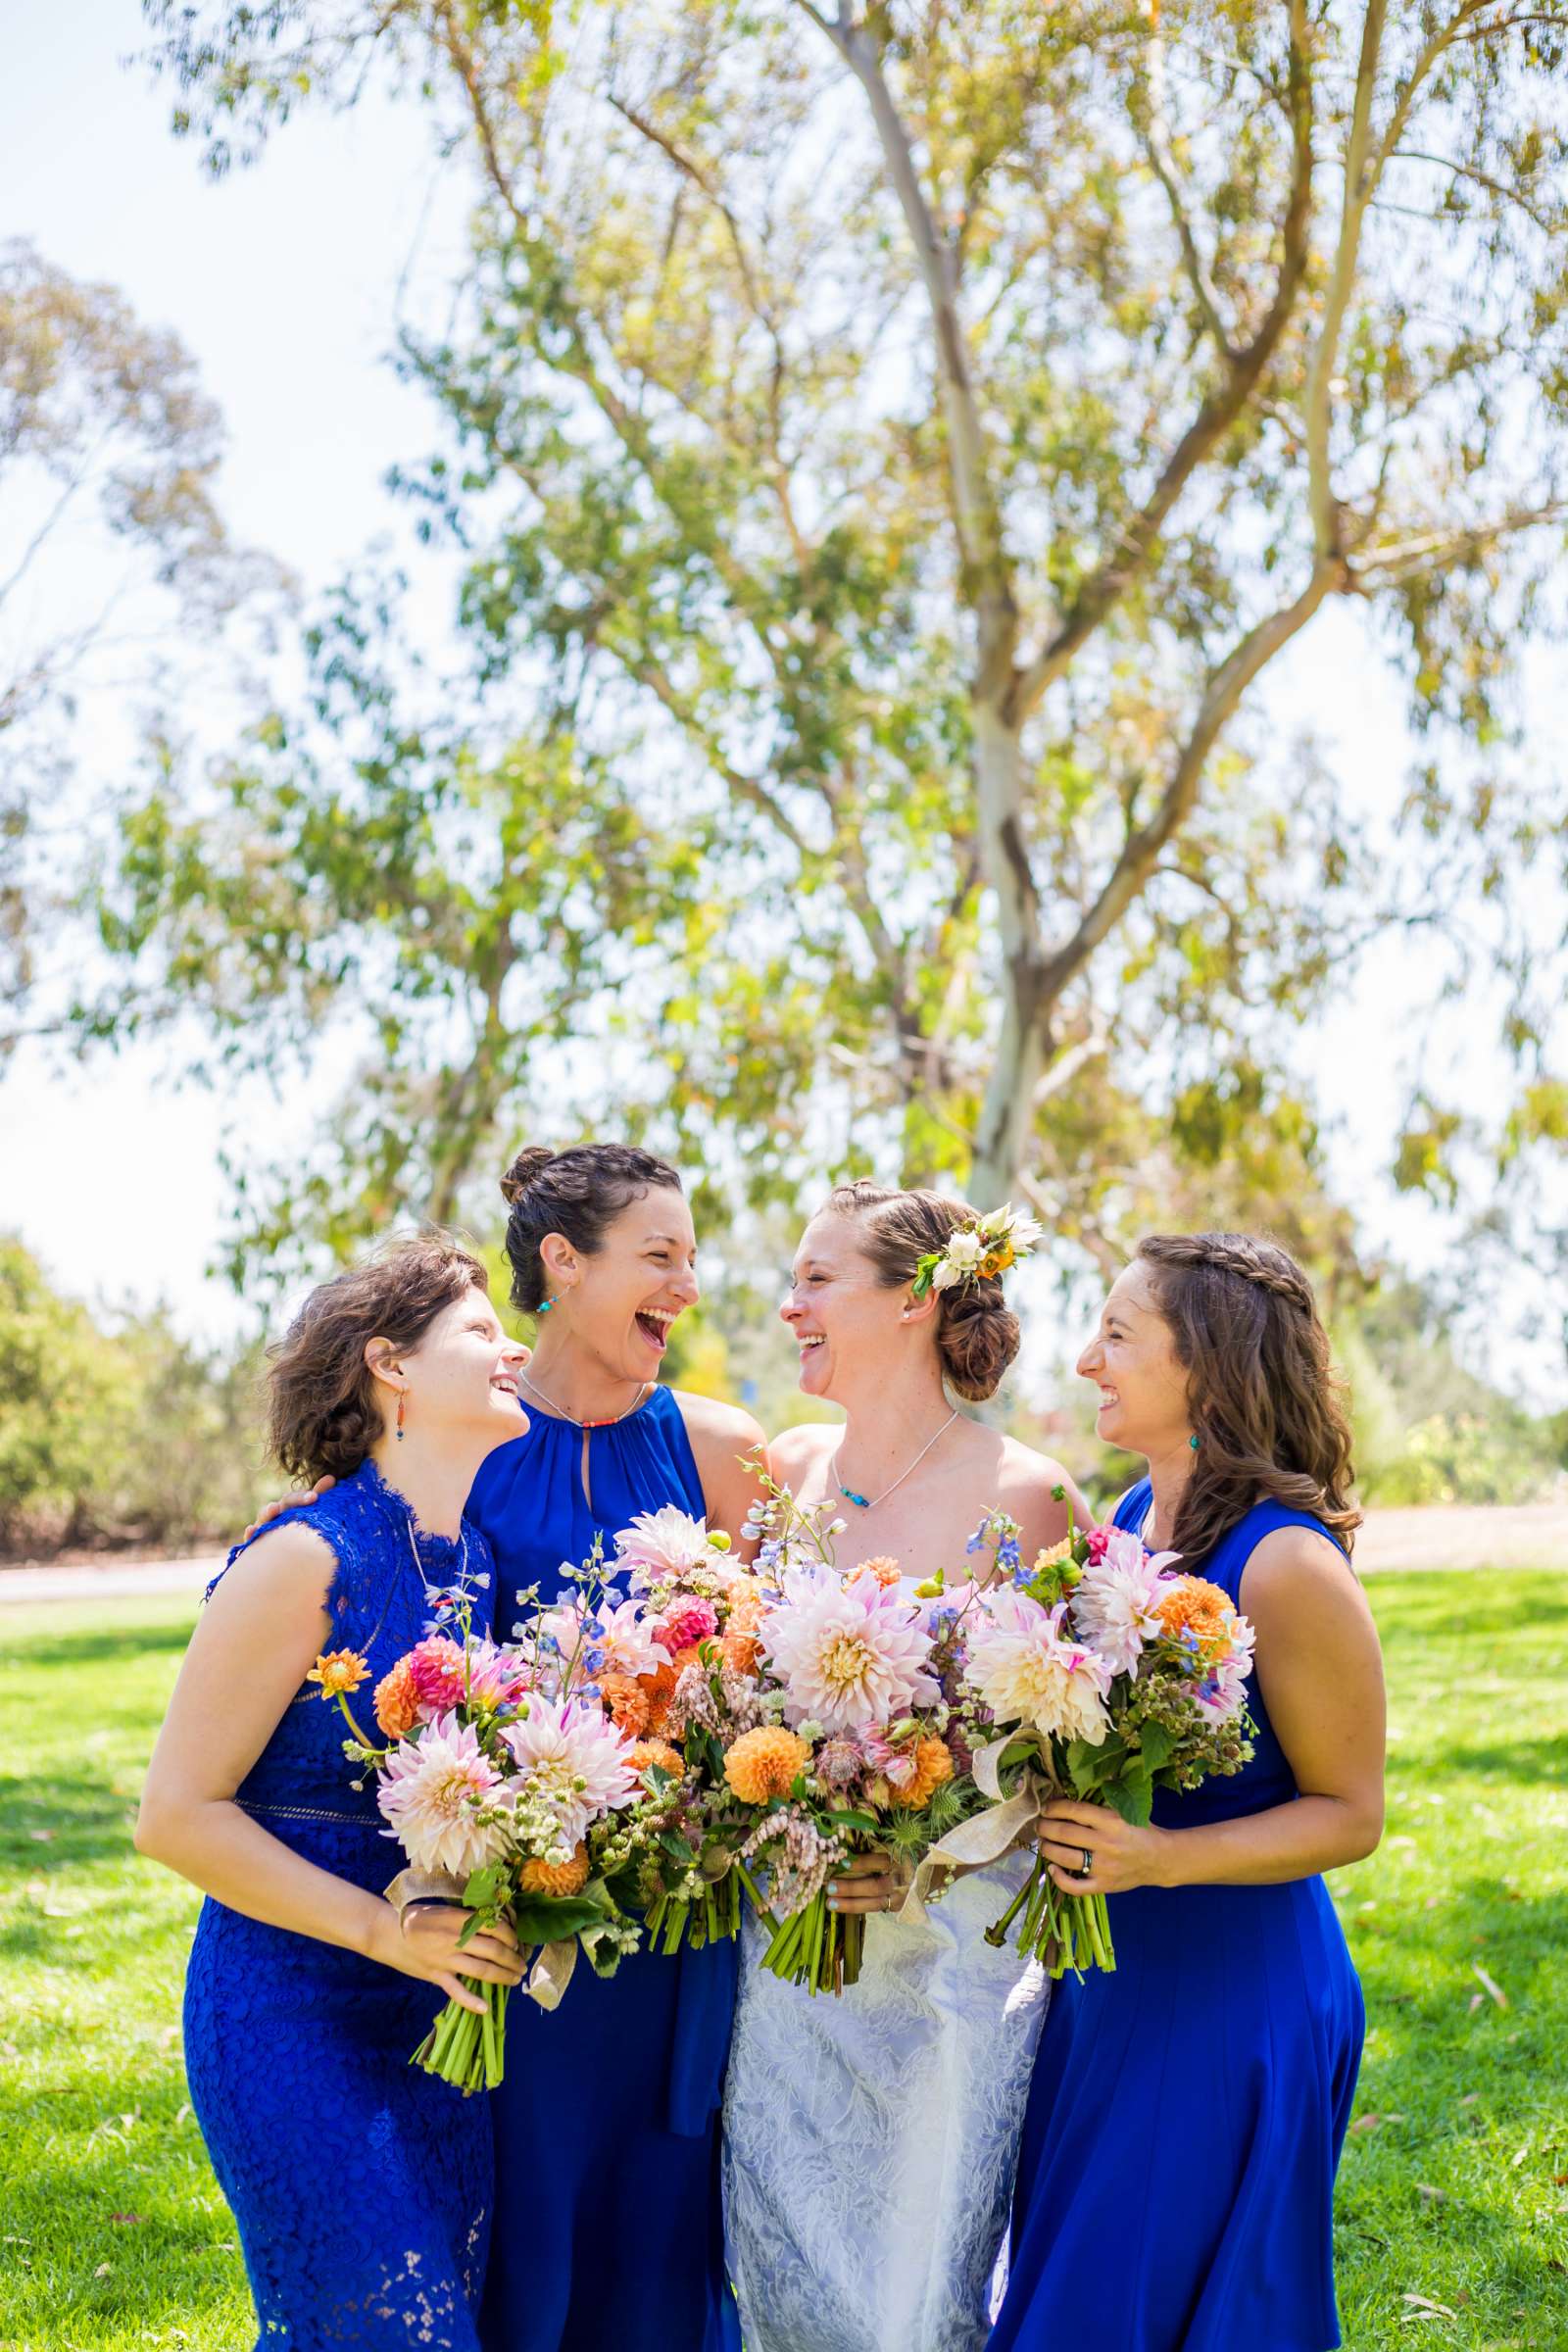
[[722, 1780, 1048, 2351]]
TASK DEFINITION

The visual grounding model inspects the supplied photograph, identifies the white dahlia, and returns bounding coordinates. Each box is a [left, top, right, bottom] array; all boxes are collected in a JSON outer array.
[[613, 1505, 716, 1580], [966, 1588, 1113, 1746], [760, 1561, 939, 1734], [1072, 1530, 1180, 1676], [377, 1713, 510, 1879], [501, 1692, 640, 1847]]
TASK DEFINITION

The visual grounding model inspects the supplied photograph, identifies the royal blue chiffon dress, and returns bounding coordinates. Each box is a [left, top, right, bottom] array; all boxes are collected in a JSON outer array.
[[990, 1482, 1365, 2352], [181, 1459, 496, 2350], [466, 1384, 741, 2352]]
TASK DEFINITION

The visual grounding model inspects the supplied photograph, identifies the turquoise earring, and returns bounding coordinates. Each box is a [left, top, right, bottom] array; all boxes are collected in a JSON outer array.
[[1189, 1432, 1200, 1451], [536, 1297, 556, 1316]]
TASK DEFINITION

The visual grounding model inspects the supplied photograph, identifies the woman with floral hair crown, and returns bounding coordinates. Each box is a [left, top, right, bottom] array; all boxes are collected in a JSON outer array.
[[723, 1181, 1095, 2352]]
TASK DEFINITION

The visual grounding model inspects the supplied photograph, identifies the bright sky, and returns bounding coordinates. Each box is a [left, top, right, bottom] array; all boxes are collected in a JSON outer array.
[[1, 2, 1561, 1405]]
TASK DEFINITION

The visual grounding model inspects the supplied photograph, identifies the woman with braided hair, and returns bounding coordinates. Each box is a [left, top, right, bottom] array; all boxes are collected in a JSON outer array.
[[990, 1232, 1384, 2352]]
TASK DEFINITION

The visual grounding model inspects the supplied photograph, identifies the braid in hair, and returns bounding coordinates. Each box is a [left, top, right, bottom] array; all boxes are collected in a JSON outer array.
[[1137, 1231, 1360, 1566]]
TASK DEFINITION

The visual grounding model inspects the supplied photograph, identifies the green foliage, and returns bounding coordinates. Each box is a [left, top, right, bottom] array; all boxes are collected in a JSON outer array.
[[101, 0, 1567, 1281], [1340, 1279, 1564, 1508], [0, 1239, 265, 1556]]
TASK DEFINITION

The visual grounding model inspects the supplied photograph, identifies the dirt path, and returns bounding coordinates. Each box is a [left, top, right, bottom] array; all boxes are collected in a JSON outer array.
[[3, 1500, 1564, 1604]]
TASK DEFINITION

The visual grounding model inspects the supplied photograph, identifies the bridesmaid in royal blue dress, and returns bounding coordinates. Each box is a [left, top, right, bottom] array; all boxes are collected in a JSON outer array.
[[992, 1232, 1384, 2352], [137, 1237, 530, 2349], [463, 1145, 766, 2352]]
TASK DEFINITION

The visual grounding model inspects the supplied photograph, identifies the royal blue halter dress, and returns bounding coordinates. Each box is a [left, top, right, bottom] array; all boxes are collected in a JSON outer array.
[[466, 1384, 741, 2352], [990, 1483, 1365, 2352], [181, 1459, 495, 2350]]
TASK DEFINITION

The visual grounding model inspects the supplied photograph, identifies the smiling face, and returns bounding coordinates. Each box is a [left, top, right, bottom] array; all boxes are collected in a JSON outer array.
[[1076, 1259, 1193, 1462], [543, 1184, 700, 1381], [780, 1208, 925, 1403], [379, 1285, 530, 1451]]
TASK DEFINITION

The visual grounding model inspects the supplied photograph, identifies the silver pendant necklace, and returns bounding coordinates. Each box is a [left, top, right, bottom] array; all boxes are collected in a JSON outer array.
[[405, 1515, 470, 1602], [832, 1407, 959, 1512]]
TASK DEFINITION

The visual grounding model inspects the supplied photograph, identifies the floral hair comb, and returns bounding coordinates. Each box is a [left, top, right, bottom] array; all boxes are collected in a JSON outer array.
[[910, 1201, 1045, 1298]]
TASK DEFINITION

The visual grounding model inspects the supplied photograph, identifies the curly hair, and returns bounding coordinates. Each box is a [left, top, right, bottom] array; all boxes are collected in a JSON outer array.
[[499, 1142, 684, 1315], [1136, 1231, 1361, 1565], [824, 1181, 1021, 1403], [266, 1234, 489, 1484]]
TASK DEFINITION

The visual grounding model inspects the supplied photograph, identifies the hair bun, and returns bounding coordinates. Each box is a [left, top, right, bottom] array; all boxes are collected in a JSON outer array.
[[938, 1284, 1021, 1403], [500, 1145, 557, 1206]]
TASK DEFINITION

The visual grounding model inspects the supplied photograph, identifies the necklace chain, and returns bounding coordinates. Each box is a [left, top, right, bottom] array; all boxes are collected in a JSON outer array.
[[516, 1364, 653, 1431], [404, 1515, 470, 1600], [832, 1407, 959, 1513]]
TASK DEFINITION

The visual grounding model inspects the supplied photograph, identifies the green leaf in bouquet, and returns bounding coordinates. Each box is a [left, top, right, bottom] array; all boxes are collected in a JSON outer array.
[[1137, 1722, 1178, 1772], [463, 1865, 507, 1908], [825, 1807, 880, 1833], [510, 1892, 610, 1943], [1065, 1738, 1111, 1795], [658, 1828, 696, 1865], [1102, 1771, 1154, 1828]]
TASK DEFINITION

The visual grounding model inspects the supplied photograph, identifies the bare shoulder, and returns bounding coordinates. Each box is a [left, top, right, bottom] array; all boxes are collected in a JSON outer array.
[[768, 1420, 837, 1479], [1243, 1523, 1371, 1624], [671, 1388, 768, 1457], [202, 1520, 338, 1624]]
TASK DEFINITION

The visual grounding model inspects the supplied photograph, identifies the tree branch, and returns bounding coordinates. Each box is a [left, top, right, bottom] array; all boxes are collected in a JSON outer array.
[[1032, 558, 1346, 1012], [1136, 25, 1235, 359], [1011, 0, 1316, 719], [1303, 0, 1388, 562], [1349, 502, 1568, 585]]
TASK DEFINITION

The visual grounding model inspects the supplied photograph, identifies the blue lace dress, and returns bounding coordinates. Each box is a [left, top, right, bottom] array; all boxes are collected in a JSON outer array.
[[181, 1459, 496, 2350], [466, 1385, 741, 2352], [990, 1485, 1366, 2352]]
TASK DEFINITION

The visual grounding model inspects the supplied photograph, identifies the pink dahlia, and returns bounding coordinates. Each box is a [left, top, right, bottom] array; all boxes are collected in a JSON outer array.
[[377, 1713, 508, 1877], [464, 1642, 535, 1710], [1071, 1529, 1181, 1676], [407, 1635, 467, 1714], [541, 1593, 670, 1683], [965, 1587, 1113, 1745], [761, 1562, 939, 1735], [501, 1693, 640, 1847], [658, 1597, 719, 1654]]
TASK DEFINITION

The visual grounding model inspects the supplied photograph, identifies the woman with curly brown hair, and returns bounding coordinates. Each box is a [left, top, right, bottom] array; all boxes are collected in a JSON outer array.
[[137, 1236, 530, 2350], [990, 1233, 1385, 2352]]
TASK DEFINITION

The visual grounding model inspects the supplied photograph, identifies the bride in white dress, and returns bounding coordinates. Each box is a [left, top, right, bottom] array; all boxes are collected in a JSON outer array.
[[723, 1181, 1094, 2352]]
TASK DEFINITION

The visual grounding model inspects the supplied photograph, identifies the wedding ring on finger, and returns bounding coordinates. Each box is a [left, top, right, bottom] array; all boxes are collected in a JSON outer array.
[[1076, 1848, 1094, 1880]]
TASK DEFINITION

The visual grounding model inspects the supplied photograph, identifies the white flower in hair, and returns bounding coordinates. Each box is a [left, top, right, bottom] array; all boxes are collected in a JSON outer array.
[[912, 1200, 1043, 1299]]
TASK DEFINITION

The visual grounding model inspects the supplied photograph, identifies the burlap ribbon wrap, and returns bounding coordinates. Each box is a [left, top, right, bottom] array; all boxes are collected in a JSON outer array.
[[384, 1867, 576, 2011], [893, 1735, 1044, 1925]]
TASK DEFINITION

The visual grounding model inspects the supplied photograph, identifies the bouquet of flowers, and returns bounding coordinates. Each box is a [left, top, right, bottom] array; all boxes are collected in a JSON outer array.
[[699, 1477, 988, 1996], [540, 1506, 776, 1957], [940, 1501, 1254, 1977], [310, 1573, 645, 2094]]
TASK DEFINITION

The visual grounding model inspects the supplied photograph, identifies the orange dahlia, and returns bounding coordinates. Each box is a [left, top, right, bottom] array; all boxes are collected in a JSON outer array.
[[724, 1727, 811, 1804], [891, 1736, 955, 1810], [1154, 1575, 1237, 1666], [516, 1843, 590, 1896], [308, 1648, 371, 1699], [627, 1738, 685, 1784], [600, 1673, 652, 1736], [858, 1556, 903, 1589], [668, 1642, 708, 1678], [373, 1655, 420, 1740], [726, 1586, 767, 1635], [718, 1629, 762, 1677]]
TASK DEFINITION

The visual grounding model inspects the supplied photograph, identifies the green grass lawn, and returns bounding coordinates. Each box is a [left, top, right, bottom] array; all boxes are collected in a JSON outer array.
[[1, 1571, 1564, 2352]]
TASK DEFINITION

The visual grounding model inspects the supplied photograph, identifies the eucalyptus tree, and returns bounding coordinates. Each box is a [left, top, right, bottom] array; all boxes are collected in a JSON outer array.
[[130, 0, 1566, 1262]]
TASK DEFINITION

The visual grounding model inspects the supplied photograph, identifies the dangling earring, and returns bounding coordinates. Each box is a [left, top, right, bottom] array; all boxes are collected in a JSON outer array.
[[396, 1391, 407, 1443], [536, 1297, 556, 1316]]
